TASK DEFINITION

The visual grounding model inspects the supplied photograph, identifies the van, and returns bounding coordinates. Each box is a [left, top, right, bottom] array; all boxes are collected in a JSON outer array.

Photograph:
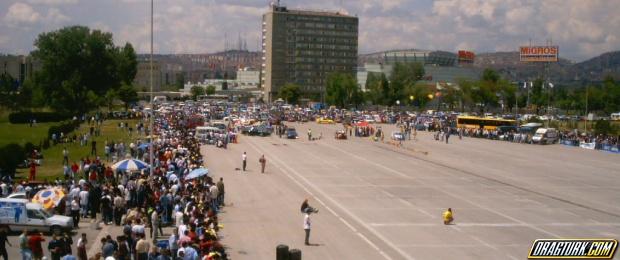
[[153, 96, 168, 103], [195, 126, 224, 141], [532, 128, 558, 144], [0, 198, 73, 234]]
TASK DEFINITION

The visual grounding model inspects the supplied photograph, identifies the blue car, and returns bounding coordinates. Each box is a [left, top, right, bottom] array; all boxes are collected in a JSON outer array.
[[286, 127, 298, 139]]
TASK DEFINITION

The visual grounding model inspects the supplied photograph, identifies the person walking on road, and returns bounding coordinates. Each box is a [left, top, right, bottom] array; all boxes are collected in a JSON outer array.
[[307, 129, 312, 141], [216, 178, 225, 207], [77, 233, 87, 260], [0, 229, 12, 260], [242, 152, 247, 171], [259, 155, 266, 173], [19, 230, 30, 260], [303, 212, 312, 245]]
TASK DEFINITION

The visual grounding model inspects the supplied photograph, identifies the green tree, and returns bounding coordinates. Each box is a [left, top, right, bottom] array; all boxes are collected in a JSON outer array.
[[117, 43, 138, 85], [0, 73, 19, 108], [389, 62, 425, 106], [326, 73, 362, 108], [31, 26, 136, 113], [206, 85, 216, 96], [117, 84, 138, 110], [366, 72, 389, 105], [278, 83, 301, 104], [190, 85, 205, 100], [103, 89, 117, 111]]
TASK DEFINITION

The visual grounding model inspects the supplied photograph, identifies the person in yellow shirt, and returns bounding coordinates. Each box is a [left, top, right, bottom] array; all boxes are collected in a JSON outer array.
[[443, 208, 454, 225]]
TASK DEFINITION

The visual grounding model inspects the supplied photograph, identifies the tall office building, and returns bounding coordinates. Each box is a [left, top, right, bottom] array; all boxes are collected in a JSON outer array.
[[261, 4, 358, 102]]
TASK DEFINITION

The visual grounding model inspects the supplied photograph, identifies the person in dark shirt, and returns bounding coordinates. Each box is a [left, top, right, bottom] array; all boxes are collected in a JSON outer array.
[[0, 229, 12, 260], [48, 234, 65, 260]]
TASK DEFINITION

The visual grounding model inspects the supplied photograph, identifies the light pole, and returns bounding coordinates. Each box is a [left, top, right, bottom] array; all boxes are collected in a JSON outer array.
[[149, 0, 154, 175]]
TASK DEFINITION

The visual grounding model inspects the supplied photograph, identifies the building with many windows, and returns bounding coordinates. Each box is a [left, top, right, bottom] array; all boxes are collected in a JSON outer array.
[[261, 4, 359, 102]]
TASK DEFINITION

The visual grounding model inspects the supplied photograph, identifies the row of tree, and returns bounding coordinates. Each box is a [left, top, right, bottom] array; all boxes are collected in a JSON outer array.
[[0, 26, 140, 113], [286, 62, 619, 116]]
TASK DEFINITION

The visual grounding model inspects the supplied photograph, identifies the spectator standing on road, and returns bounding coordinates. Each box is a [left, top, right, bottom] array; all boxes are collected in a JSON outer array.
[[307, 129, 312, 141], [77, 233, 87, 260], [303, 212, 312, 245], [259, 155, 266, 173], [242, 152, 247, 172], [28, 232, 45, 260], [136, 234, 151, 260], [48, 234, 65, 260], [216, 178, 225, 206], [71, 198, 80, 227], [19, 230, 30, 260], [0, 229, 12, 260]]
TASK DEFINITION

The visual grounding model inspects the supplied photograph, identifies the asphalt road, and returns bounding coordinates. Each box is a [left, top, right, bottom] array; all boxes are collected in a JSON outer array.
[[207, 122, 620, 260]]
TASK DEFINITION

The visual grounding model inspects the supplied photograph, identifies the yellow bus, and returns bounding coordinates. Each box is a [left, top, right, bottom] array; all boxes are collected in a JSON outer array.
[[456, 116, 516, 130]]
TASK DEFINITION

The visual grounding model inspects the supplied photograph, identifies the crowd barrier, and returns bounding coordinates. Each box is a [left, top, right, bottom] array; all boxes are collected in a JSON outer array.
[[561, 139, 620, 153]]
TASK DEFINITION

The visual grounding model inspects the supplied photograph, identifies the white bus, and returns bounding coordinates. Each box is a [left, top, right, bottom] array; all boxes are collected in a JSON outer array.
[[611, 112, 620, 121]]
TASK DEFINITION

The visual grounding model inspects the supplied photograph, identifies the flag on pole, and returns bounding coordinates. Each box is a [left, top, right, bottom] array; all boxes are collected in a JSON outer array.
[[548, 83, 554, 88], [522, 82, 527, 89], [529, 82, 533, 88], [436, 81, 443, 90]]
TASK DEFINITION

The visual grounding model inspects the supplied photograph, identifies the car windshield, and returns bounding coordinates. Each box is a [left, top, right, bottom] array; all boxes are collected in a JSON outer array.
[[39, 210, 53, 218]]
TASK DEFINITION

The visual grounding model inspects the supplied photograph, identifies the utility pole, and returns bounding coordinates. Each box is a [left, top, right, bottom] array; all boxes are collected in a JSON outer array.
[[149, 0, 154, 175], [585, 85, 588, 134]]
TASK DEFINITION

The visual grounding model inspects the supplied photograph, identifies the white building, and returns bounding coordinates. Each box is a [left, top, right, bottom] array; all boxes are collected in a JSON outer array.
[[182, 68, 260, 95]]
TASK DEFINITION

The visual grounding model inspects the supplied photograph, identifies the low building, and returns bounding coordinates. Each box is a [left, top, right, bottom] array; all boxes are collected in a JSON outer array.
[[357, 49, 480, 89]]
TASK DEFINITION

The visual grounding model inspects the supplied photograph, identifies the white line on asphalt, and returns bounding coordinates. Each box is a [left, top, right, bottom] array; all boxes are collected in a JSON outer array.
[[244, 138, 398, 260], [369, 222, 620, 227], [395, 244, 525, 248], [323, 143, 562, 238]]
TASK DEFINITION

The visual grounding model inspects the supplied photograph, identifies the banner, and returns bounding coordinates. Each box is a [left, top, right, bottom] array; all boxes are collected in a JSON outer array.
[[520, 46, 559, 62]]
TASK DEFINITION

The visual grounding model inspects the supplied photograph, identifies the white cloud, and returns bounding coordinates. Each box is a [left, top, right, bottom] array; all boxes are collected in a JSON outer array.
[[0, 0, 619, 61], [4, 2, 41, 24], [27, 0, 78, 4], [45, 7, 70, 24]]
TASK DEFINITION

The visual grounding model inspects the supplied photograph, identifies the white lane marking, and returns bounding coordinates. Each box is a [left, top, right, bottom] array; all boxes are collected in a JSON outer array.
[[323, 142, 563, 238], [369, 222, 620, 227], [395, 244, 524, 248], [243, 138, 397, 260]]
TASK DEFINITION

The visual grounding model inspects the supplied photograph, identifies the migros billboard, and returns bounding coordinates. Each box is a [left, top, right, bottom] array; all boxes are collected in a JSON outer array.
[[520, 46, 559, 62]]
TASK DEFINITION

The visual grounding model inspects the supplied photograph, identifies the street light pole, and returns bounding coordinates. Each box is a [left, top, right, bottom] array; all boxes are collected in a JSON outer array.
[[149, 0, 154, 175]]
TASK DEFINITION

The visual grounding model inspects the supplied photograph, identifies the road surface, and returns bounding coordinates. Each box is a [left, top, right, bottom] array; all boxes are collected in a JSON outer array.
[[205, 122, 620, 260]]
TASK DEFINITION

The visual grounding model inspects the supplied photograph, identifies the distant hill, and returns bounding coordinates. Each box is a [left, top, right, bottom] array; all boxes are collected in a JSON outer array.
[[358, 50, 620, 86], [473, 51, 620, 85]]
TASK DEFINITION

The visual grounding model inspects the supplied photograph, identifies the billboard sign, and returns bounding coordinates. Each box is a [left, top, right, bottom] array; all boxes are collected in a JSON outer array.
[[458, 50, 475, 63], [520, 46, 559, 62]]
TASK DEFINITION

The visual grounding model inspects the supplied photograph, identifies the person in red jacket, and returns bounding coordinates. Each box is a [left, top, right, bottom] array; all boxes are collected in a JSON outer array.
[[29, 160, 36, 181], [28, 232, 45, 260]]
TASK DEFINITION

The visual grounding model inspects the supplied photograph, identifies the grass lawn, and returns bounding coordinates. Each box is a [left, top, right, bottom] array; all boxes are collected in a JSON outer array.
[[0, 122, 57, 146], [14, 119, 145, 180]]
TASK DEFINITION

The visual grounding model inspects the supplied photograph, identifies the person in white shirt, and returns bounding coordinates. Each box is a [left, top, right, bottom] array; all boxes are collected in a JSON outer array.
[[78, 189, 89, 218], [242, 152, 247, 171], [71, 198, 80, 227], [304, 212, 312, 245]]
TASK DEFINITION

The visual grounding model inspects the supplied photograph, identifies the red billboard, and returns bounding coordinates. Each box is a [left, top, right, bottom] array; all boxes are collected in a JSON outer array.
[[458, 50, 475, 63], [520, 46, 558, 62]]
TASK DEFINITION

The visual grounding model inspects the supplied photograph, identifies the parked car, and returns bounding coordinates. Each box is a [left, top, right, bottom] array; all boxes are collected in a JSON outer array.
[[247, 125, 273, 136], [286, 127, 298, 139], [316, 118, 334, 124]]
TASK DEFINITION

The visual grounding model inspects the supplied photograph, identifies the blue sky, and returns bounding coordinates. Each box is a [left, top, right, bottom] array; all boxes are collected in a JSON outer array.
[[1, 0, 619, 62]]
